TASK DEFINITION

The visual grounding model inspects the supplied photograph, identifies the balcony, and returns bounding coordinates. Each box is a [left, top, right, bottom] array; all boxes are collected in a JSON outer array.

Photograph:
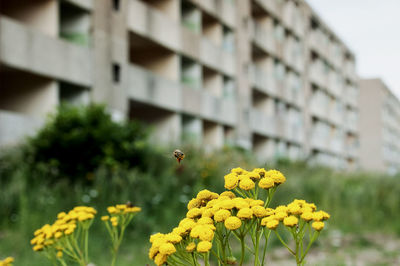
[[0, 110, 44, 146], [309, 62, 328, 88], [182, 86, 236, 126], [127, 64, 182, 112], [0, 16, 92, 86], [128, 0, 180, 52], [200, 37, 235, 76], [248, 65, 276, 95], [249, 109, 276, 137]]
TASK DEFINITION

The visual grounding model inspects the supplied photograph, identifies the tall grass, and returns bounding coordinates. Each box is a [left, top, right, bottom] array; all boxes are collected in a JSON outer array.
[[1, 146, 399, 265]]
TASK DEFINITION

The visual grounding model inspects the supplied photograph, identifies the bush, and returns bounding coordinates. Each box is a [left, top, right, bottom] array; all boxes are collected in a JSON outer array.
[[24, 104, 149, 183]]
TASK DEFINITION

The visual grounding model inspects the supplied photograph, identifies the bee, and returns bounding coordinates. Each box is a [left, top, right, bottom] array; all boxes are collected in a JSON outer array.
[[173, 149, 185, 164]]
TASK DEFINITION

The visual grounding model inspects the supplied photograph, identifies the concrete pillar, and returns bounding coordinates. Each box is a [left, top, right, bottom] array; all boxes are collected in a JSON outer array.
[[203, 122, 224, 151], [151, 113, 181, 145], [203, 70, 223, 97], [234, 0, 252, 149], [253, 136, 275, 162], [182, 115, 202, 145]]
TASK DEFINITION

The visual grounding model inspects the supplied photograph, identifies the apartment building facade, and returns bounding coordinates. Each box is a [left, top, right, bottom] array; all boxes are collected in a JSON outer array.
[[359, 79, 400, 174], [0, 0, 359, 169]]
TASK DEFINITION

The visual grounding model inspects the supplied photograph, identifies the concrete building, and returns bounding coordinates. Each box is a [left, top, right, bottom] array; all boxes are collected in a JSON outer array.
[[0, 0, 359, 169], [359, 79, 400, 174]]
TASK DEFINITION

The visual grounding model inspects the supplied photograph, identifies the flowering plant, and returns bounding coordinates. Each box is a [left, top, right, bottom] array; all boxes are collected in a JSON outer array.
[[30, 204, 140, 266], [149, 167, 330, 266]]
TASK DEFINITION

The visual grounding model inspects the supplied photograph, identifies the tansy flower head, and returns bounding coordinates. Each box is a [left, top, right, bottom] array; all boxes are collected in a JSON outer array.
[[237, 208, 253, 219], [197, 241, 212, 253], [186, 242, 196, 252], [224, 216, 242, 230], [259, 177, 274, 189], [283, 216, 298, 227], [220, 191, 236, 199], [214, 209, 231, 222], [266, 170, 286, 185], [312, 221, 325, 231], [224, 173, 239, 190], [239, 178, 255, 190], [266, 219, 279, 230]]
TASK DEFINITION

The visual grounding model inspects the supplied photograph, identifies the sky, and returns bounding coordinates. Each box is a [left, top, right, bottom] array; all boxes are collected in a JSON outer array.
[[307, 0, 400, 97]]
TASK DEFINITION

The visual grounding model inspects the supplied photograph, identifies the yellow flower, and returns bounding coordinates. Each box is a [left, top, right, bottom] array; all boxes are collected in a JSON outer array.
[[56, 251, 63, 258], [266, 220, 279, 230], [233, 198, 250, 209], [224, 216, 242, 230], [231, 167, 245, 175], [54, 232, 63, 239], [237, 208, 253, 219], [214, 209, 231, 222], [166, 233, 182, 244], [239, 178, 255, 191], [288, 204, 302, 215], [57, 212, 67, 219], [107, 206, 119, 214], [301, 211, 313, 222], [261, 216, 276, 226], [186, 242, 196, 252], [312, 221, 325, 231], [187, 198, 201, 210], [33, 244, 44, 251], [246, 171, 260, 181], [250, 199, 264, 207], [283, 216, 298, 227], [186, 207, 202, 218], [274, 211, 288, 221], [199, 228, 214, 241], [253, 168, 267, 178], [197, 189, 219, 201], [312, 211, 330, 221], [178, 218, 196, 231], [219, 199, 235, 210], [259, 177, 274, 189], [220, 191, 236, 199], [252, 206, 268, 218], [101, 215, 110, 221], [159, 243, 176, 255], [154, 253, 167, 266], [197, 241, 212, 253], [111, 216, 118, 227], [266, 170, 286, 184], [224, 173, 239, 190], [197, 217, 213, 225], [0, 257, 14, 266]]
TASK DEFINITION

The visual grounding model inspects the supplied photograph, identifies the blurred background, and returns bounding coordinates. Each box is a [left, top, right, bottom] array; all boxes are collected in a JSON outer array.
[[0, 0, 399, 265]]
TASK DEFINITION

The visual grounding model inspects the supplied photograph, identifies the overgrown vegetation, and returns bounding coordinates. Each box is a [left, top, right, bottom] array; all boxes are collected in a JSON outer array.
[[0, 104, 399, 265]]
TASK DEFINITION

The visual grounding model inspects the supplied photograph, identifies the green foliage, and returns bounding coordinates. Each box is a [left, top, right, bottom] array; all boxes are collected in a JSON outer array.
[[24, 104, 149, 182]]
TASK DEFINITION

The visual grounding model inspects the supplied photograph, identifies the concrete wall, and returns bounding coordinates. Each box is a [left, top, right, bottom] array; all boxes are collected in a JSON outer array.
[[358, 79, 384, 171]]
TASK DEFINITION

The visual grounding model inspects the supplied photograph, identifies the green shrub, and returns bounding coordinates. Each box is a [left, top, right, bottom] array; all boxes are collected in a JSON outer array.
[[24, 104, 149, 183]]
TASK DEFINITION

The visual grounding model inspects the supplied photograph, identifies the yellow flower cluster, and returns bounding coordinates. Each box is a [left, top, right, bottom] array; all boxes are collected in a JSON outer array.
[[149, 189, 274, 265], [0, 257, 14, 266], [102, 203, 141, 227], [31, 206, 96, 252], [260, 199, 330, 231], [224, 167, 286, 191]]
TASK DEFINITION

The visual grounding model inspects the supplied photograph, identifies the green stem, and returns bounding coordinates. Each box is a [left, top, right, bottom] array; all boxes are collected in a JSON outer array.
[[261, 230, 271, 266], [84, 229, 89, 263], [274, 231, 295, 255], [300, 231, 320, 263], [240, 235, 245, 266], [204, 252, 210, 266]]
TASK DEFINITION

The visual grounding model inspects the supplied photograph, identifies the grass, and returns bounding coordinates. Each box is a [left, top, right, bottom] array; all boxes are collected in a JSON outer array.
[[1, 147, 400, 265]]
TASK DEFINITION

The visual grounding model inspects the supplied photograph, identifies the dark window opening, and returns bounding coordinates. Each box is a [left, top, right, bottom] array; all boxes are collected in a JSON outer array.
[[112, 63, 120, 83]]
